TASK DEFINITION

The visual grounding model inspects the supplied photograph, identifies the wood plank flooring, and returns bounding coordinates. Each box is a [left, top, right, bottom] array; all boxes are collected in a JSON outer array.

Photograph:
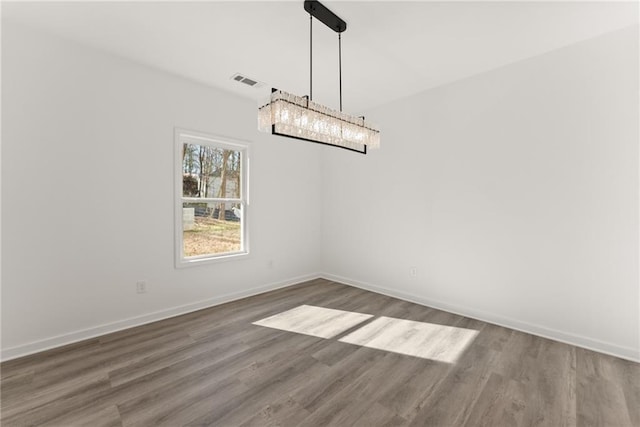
[[1, 278, 638, 426]]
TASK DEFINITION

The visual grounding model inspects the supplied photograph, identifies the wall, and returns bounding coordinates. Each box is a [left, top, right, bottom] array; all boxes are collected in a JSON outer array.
[[1, 22, 322, 359], [321, 25, 639, 361], [2, 21, 638, 363]]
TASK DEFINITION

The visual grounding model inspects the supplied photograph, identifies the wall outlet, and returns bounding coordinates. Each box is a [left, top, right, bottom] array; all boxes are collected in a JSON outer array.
[[409, 267, 417, 278], [136, 280, 147, 294]]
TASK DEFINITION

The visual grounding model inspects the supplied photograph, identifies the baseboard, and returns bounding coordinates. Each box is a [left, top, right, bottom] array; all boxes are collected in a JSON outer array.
[[5, 272, 638, 363], [1, 272, 321, 362], [320, 272, 640, 363]]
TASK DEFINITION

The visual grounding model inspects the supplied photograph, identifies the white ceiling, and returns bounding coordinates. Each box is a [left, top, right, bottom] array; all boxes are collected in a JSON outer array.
[[3, 1, 638, 113]]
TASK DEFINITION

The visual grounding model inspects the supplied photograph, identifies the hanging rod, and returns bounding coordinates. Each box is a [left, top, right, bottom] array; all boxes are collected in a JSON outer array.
[[304, 0, 347, 33]]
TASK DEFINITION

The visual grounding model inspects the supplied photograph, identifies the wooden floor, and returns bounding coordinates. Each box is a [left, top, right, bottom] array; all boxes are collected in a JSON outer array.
[[1, 279, 638, 426]]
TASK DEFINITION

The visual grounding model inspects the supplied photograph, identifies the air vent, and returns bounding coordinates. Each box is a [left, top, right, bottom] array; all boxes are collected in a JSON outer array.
[[230, 73, 263, 88]]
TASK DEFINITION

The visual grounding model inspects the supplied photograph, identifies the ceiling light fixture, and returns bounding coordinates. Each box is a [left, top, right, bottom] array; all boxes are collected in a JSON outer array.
[[258, 0, 380, 154]]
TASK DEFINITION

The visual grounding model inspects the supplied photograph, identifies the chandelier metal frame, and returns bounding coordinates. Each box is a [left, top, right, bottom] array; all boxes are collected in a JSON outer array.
[[258, 0, 380, 155]]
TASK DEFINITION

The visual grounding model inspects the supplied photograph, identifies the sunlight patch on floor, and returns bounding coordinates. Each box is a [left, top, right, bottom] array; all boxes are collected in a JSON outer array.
[[252, 305, 374, 339], [253, 305, 479, 363], [339, 316, 479, 363]]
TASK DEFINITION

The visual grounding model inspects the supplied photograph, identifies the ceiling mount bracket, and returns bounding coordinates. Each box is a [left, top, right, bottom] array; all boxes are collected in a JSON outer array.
[[304, 0, 346, 33]]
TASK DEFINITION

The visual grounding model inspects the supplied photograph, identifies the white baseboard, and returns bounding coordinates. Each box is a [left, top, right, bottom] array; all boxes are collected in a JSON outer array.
[[4, 272, 638, 363], [1, 273, 321, 362], [320, 272, 640, 363]]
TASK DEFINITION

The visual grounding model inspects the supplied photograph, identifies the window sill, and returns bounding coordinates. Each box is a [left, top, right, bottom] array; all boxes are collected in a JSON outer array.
[[175, 251, 250, 269]]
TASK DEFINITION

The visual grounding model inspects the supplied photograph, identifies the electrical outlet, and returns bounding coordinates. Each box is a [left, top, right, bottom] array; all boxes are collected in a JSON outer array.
[[409, 267, 417, 278], [136, 280, 147, 294]]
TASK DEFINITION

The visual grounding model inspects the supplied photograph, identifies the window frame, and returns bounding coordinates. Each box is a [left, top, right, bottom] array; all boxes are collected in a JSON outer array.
[[174, 128, 250, 268]]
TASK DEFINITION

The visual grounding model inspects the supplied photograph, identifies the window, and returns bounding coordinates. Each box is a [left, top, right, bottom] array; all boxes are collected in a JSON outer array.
[[175, 129, 249, 267]]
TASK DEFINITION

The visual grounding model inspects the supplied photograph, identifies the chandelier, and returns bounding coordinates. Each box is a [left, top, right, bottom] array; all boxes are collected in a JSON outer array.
[[258, 0, 380, 154]]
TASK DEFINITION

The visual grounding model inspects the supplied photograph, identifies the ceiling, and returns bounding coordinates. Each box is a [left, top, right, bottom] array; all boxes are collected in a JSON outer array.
[[3, 1, 638, 113]]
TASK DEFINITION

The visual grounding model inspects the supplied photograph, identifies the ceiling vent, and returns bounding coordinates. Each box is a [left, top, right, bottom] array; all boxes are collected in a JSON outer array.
[[231, 73, 263, 88]]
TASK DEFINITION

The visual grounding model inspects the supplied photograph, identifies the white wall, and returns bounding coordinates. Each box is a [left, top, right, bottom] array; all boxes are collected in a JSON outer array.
[[2, 21, 638, 362], [1, 22, 322, 359], [322, 26, 639, 361]]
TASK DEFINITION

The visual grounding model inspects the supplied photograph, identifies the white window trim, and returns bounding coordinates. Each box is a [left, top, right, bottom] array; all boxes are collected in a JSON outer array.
[[174, 128, 250, 268]]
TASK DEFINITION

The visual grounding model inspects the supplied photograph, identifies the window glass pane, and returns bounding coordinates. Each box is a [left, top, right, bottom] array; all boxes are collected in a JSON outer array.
[[182, 202, 243, 257], [182, 143, 242, 198]]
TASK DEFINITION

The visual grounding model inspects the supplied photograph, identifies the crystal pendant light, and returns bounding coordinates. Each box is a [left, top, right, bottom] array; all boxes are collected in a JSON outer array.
[[258, 90, 380, 153], [257, 0, 380, 155]]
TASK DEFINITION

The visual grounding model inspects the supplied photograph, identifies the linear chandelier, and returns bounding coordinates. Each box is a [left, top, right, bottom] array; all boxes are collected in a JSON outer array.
[[258, 0, 380, 154]]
